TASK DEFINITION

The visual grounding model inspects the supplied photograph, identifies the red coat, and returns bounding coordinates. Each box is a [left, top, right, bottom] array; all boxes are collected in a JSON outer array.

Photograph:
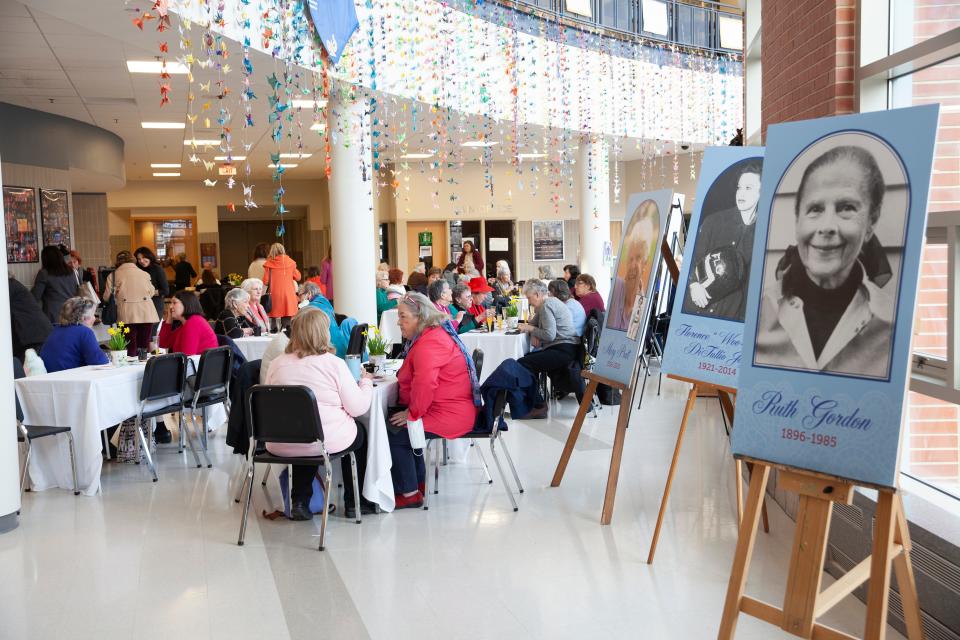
[[397, 326, 477, 438], [158, 314, 218, 356], [263, 254, 301, 318]]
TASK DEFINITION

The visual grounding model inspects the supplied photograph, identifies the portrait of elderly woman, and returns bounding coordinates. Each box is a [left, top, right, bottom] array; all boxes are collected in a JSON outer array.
[[607, 200, 660, 333], [682, 159, 763, 322], [754, 135, 907, 380]]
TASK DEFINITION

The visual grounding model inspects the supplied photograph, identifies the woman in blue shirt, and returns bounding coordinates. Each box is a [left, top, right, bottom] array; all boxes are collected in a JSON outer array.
[[40, 297, 108, 372]]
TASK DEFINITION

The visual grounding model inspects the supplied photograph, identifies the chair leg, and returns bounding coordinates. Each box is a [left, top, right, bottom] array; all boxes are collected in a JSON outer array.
[[498, 436, 524, 494], [66, 432, 80, 495], [102, 430, 112, 460], [442, 440, 449, 466], [422, 441, 433, 511], [261, 465, 272, 487], [136, 415, 159, 482], [489, 437, 518, 512], [182, 412, 203, 468], [318, 463, 333, 551], [349, 452, 362, 525], [234, 460, 249, 503], [20, 441, 32, 495], [201, 406, 208, 450], [433, 442, 441, 494], [188, 408, 212, 468], [237, 461, 255, 546], [473, 440, 493, 484], [178, 411, 185, 453]]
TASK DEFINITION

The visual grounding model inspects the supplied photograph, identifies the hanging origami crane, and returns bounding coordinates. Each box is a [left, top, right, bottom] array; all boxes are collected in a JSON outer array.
[[203, 179, 217, 187], [306, 0, 358, 64]]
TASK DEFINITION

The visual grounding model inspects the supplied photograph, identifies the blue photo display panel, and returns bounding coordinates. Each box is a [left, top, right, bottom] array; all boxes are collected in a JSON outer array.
[[731, 105, 940, 488], [662, 147, 765, 388]]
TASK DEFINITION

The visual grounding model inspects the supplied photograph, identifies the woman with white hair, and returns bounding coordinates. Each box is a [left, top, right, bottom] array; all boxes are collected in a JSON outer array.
[[240, 278, 270, 333], [215, 288, 259, 339], [376, 269, 398, 323], [39, 296, 108, 372], [387, 292, 481, 509]]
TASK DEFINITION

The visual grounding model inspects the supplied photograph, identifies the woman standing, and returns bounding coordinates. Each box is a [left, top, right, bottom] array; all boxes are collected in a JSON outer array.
[[456, 240, 484, 276], [103, 251, 159, 356], [262, 242, 301, 331], [173, 253, 197, 292], [248, 243, 269, 281], [319, 248, 334, 303], [387, 293, 481, 508], [32, 245, 78, 324], [134, 246, 170, 325], [240, 278, 270, 334]]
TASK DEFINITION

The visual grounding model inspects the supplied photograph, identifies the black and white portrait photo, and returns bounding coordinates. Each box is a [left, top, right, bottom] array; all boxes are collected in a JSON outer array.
[[752, 132, 908, 381], [681, 158, 763, 322]]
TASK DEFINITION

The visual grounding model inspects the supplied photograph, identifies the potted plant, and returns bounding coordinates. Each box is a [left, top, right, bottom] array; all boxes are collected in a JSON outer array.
[[364, 326, 389, 373], [106, 322, 131, 366], [226, 272, 245, 287], [504, 299, 520, 329]]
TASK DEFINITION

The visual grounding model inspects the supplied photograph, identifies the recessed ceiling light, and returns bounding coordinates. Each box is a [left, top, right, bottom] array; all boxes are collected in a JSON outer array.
[[150, 163, 181, 168], [268, 163, 298, 169], [127, 60, 189, 74], [309, 122, 327, 131], [462, 140, 498, 148], [518, 153, 547, 160], [214, 155, 246, 161], [565, 0, 592, 17], [152, 172, 181, 177], [291, 99, 327, 109], [279, 153, 312, 159], [184, 139, 221, 146], [142, 122, 185, 129], [400, 152, 435, 160]]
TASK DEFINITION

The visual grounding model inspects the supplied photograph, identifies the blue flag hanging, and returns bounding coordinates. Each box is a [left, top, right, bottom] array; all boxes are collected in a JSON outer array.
[[307, 0, 359, 65]]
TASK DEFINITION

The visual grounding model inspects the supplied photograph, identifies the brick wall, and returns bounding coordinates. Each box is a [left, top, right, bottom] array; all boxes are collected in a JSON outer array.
[[760, 0, 855, 138]]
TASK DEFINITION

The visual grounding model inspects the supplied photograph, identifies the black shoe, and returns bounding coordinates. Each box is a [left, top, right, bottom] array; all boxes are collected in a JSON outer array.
[[344, 498, 380, 519], [154, 428, 172, 444], [522, 405, 549, 420], [290, 500, 313, 521]]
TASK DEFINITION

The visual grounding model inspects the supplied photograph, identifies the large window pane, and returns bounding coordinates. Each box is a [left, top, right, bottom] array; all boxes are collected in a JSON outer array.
[[889, 57, 960, 213], [601, 0, 630, 31], [904, 392, 960, 498], [913, 243, 948, 359], [890, 0, 960, 55]]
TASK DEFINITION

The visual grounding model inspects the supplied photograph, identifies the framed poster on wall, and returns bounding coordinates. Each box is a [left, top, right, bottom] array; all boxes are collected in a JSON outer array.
[[3, 186, 39, 263], [40, 188, 71, 247], [532, 220, 564, 261]]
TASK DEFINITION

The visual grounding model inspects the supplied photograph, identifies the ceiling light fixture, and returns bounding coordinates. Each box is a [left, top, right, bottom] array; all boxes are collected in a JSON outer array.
[[214, 155, 246, 161], [518, 153, 546, 160], [142, 122, 185, 129], [279, 153, 313, 159], [400, 152, 436, 160], [291, 99, 328, 109], [267, 163, 298, 169], [152, 172, 181, 177], [150, 163, 181, 168], [183, 139, 221, 146], [461, 140, 498, 148], [127, 60, 189, 74], [309, 123, 327, 131]]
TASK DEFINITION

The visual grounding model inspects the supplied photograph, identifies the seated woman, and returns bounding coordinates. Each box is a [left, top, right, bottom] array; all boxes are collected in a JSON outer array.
[[158, 291, 218, 356], [265, 308, 377, 520], [39, 296, 108, 373], [516, 280, 580, 418], [549, 279, 586, 337], [216, 288, 260, 339], [573, 273, 606, 317], [240, 278, 271, 334], [427, 278, 455, 321], [387, 293, 481, 508], [449, 283, 479, 334], [387, 269, 406, 301], [467, 277, 495, 321], [376, 270, 398, 323], [563, 264, 581, 291]]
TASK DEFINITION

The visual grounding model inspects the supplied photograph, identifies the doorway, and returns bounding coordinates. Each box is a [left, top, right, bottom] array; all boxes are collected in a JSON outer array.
[[406, 221, 447, 273], [482, 220, 515, 279], [131, 216, 198, 283], [217, 218, 306, 278]]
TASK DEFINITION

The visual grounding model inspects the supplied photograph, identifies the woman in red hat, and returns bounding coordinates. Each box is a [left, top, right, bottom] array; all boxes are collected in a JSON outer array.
[[467, 277, 495, 323]]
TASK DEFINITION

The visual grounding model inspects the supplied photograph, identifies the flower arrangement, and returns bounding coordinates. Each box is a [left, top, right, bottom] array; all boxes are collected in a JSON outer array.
[[364, 326, 389, 357], [226, 272, 245, 286], [504, 299, 519, 318], [106, 322, 130, 352]]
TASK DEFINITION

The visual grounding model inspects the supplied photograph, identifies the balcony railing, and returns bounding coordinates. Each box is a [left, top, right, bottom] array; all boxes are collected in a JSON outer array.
[[491, 0, 743, 54]]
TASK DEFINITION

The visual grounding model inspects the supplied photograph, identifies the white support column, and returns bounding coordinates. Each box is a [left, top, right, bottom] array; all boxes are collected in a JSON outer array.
[[0, 159, 21, 532], [579, 136, 612, 302], [328, 96, 377, 326]]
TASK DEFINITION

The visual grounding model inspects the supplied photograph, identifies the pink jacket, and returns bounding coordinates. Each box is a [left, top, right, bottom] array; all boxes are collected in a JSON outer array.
[[158, 314, 218, 356], [264, 352, 372, 456]]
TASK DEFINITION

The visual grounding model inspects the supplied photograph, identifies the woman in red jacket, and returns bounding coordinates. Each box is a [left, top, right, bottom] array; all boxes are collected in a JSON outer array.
[[387, 292, 481, 508], [158, 291, 218, 356]]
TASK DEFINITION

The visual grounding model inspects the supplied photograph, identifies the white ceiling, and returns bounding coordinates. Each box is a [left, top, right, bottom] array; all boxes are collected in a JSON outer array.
[[0, 0, 698, 188]]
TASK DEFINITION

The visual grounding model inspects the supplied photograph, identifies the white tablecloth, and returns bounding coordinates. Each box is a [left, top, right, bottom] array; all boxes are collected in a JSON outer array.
[[378, 308, 402, 346], [233, 336, 274, 362], [16, 357, 226, 496], [357, 377, 399, 512], [458, 330, 531, 383]]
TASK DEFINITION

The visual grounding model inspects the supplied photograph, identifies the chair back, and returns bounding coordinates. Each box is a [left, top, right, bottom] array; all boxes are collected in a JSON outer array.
[[472, 348, 484, 380], [583, 315, 602, 360], [194, 346, 233, 395], [346, 323, 368, 356], [13, 357, 24, 422], [140, 353, 188, 402], [246, 385, 324, 444]]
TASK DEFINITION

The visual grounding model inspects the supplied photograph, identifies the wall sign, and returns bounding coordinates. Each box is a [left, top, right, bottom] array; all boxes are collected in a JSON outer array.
[[40, 188, 71, 248], [532, 220, 564, 261], [731, 105, 940, 488], [3, 186, 39, 263]]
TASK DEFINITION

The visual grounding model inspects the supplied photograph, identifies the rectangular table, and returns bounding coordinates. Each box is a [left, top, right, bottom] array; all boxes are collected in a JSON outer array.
[[458, 330, 531, 383]]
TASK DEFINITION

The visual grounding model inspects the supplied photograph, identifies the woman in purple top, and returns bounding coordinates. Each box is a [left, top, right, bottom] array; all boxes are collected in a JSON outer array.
[[573, 273, 606, 318], [39, 297, 108, 373]]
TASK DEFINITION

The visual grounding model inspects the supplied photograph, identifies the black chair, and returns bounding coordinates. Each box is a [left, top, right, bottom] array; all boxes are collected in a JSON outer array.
[[13, 358, 79, 496], [135, 353, 192, 480], [346, 323, 368, 356], [185, 346, 233, 465], [423, 388, 521, 511], [237, 385, 362, 551]]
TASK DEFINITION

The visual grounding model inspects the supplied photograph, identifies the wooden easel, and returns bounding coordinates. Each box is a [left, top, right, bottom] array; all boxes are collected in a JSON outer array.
[[646, 373, 771, 564], [550, 370, 633, 525], [718, 459, 924, 640]]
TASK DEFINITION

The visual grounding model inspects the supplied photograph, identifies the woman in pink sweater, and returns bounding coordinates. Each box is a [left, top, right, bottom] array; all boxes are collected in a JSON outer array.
[[265, 307, 376, 520], [158, 291, 218, 355]]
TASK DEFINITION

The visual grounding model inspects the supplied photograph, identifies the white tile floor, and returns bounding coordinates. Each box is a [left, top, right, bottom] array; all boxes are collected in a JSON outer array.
[[1, 376, 905, 640]]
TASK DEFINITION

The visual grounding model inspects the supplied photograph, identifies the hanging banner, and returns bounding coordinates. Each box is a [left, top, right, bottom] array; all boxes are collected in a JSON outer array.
[[307, 0, 359, 65], [731, 105, 939, 488], [593, 189, 673, 387], [661, 147, 765, 388]]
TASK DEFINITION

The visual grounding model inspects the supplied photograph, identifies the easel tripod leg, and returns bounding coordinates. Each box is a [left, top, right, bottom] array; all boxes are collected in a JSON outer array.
[[891, 495, 924, 640], [550, 380, 598, 487], [600, 387, 633, 525], [864, 492, 897, 640]]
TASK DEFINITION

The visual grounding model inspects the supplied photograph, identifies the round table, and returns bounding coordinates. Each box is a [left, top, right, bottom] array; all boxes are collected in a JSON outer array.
[[233, 335, 274, 362], [458, 330, 531, 383]]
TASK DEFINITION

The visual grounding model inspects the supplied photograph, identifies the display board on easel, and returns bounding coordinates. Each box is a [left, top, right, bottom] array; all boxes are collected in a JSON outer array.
[[719, 104, 939, 639], [550, 189, 672, 525]]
